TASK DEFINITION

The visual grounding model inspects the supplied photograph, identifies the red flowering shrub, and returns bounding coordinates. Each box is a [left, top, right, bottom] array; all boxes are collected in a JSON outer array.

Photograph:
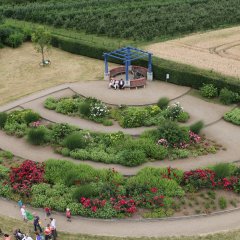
[[135, 188, 165, 208], [111, 195, 136, 214], [220, 177, 239, 191], [80, 197, 107, 213], [183, 169, 216, 189], [9, 160, 45, 195], [80, 195, 137, 215]]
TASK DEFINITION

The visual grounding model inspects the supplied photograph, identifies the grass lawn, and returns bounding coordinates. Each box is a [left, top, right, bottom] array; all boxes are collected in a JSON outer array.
[[1, 214, 240, 240], [0, 42, 116, 106]]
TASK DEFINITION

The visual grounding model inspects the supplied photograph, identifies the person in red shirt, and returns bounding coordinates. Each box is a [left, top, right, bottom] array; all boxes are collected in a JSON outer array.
[[44, 224, 52, 240], [44, 207, 51, 219], [66, 208, 71, 222]]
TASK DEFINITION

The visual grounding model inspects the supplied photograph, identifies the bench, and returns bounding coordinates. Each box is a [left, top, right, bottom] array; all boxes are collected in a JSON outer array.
[[130, 77, 146, 88]]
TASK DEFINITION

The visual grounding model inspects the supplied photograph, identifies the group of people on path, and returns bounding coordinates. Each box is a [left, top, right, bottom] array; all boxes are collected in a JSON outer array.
[[109, 78, 125, 90], [1, 200, 72, 240]]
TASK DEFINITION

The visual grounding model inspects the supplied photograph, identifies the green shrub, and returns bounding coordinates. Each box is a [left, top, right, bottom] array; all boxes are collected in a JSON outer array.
[[27, 126, 47, 145], [63, 132, 88, 150], [73, 183, 99, 200], [171, 149, 190, 159], [189, 121, 204, 134], [61, 147, 70, 156], [218, 197, 227, 209], [79, 102, 91, 117], [157, 97, 169, 109], [224, 108, 240, 125], [102, 119, 113, 126], [44, 97, 57, 110], [0, 165, 9, 179], [212, 163, 233, 179], [44, 159, 102, 185], [143, 208, 174, 218], [55, 98, 79, 114], [4, 122, 27, 137], [157, 121, 189, 146], [219, 88, 239, 105], [23, 111, 40, 124], [0, 150, 13, 160], [118, 149, 146, 167], [141, 140, 168, 160], [0, 182, 12, 198], [50, 123, 75, 143], [177, 111, 190, 123], [119, 107, 149, 128], [0, 112, 7, 129], [5, 32, 24, 48], [200, 84, 218, 98]]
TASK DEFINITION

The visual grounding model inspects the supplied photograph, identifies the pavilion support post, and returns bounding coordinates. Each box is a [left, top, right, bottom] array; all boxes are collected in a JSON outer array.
[[125, 60, 130, 87], [147, 53, 153, 81], [104, 54, 110, 81]]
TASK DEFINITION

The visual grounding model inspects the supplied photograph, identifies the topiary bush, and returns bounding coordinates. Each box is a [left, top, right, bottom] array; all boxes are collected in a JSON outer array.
[[219, 88, 239, 105], [63, 132, 88, 150], [157, 97, 169, 109], [189, 121, 204, 134], [27, 126, 47, 145], [200, 84, 218, 98], [0, 112, 7, 129]]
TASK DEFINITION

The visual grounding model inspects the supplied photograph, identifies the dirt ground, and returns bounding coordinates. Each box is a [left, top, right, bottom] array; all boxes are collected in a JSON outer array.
[[146, 26, 240, 79], [0, 42, 116, 106]]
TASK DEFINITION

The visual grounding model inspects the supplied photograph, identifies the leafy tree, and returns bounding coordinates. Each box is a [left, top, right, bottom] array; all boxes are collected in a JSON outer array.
[[31, 27, 51, 64]]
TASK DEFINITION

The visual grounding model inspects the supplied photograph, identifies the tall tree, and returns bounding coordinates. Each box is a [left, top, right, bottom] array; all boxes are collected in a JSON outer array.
[[31, 27, 51, 64]]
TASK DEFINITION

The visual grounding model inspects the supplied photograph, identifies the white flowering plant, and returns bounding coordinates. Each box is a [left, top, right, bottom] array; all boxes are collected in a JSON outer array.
[[90, 102, 109, 118], [165, 102, 183, 121]]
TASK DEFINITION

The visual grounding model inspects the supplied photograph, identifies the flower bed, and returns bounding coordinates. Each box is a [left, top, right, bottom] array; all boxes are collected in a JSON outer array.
[[1, 158, 240, 219], [224, 108, 240, 126], [0, 109, 222, 166], [44, 96, 190, 128]]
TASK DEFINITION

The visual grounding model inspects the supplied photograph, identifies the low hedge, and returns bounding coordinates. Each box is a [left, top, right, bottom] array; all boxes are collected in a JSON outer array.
[[50, 34, 240, 93]]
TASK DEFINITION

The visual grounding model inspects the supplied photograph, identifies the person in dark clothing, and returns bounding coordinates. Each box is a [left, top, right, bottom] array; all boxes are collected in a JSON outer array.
[[33, 215, 42, 233]]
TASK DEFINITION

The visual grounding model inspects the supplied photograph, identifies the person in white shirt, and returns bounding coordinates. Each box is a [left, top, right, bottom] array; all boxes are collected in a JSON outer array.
[[50, 217, 57, 240], [20, 205, 27, 222]]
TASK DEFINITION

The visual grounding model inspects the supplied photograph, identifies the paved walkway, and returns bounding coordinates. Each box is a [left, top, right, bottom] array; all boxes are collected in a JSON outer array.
[[0, 119, 239, 175], [0, 80, 240, 237], [1, 197, 240, 237], [0, 80, 238, 175]]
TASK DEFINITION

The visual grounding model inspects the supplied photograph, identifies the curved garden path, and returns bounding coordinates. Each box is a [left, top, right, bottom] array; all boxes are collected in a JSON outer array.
[[0, 80, 240, 237], [1, 196, 240, 237], [0, 80, 239, 175]]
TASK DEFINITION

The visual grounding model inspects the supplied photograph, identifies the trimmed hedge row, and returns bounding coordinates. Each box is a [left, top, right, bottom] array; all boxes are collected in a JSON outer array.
[[51, 34, 240, 93]]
